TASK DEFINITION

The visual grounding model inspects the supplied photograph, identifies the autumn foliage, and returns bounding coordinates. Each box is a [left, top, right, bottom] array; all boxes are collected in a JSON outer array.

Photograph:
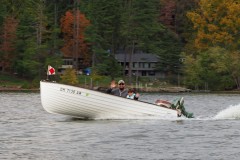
[[0, 16, 18, 71], [187, 0, 240, 50], [159, 0, 176, 30], [184, 0, 240, 89], [60, 10, 90, 65]]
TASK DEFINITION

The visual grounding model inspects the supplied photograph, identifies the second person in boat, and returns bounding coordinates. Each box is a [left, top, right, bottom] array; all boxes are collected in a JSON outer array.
[[126, 88, 139, 100]]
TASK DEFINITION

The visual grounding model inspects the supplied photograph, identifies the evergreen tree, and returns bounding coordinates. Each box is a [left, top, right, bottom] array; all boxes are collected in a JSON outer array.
[[81, 0, 123, 79], [15, 0, 62, 79], [155, 30, 182, 78], [120, 0, 165, 83]]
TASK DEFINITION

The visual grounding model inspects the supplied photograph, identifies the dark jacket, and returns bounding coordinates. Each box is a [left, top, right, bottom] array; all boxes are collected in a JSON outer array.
[[106, 88, 128, 98]]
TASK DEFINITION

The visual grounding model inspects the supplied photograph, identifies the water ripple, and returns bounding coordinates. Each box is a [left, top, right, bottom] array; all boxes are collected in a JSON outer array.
[[1, 92, 240, 160]]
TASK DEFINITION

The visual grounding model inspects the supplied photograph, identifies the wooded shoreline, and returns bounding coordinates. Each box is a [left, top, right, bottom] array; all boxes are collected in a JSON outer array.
[[1, 85, 240, 94]]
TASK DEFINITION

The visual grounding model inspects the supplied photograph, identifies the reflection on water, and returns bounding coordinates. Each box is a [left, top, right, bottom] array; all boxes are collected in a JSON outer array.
[[0, 92, 240, 160]]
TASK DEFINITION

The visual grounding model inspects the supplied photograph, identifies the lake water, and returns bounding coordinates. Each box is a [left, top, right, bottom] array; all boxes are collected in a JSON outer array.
[[1, 92, 240, 160]]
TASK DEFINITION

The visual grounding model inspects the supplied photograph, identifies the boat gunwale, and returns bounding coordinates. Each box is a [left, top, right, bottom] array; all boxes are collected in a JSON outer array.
[[40, 80, 176, 111]]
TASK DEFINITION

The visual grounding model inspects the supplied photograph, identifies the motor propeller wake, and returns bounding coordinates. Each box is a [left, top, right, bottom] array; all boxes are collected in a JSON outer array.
[[214, 104, 240, 119]]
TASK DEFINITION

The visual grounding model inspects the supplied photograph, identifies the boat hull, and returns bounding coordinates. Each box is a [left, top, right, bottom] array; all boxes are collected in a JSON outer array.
[[40, 81, 179, 119]]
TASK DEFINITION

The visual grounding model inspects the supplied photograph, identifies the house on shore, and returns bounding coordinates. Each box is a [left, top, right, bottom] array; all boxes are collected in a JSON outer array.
[[114, 52, 165, 78], [58, 57, 88, 75], [58, 52, 164, 79]]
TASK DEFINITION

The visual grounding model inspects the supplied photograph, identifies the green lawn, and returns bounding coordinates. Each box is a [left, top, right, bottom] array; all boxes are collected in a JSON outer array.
[[0, 73, 29, 88], [78, 75, 115, 88], [0, 72, 170, 90]]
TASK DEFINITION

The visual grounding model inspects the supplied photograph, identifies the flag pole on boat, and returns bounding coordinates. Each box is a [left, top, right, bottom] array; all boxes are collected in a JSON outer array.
[[47, 65, 55, 80]]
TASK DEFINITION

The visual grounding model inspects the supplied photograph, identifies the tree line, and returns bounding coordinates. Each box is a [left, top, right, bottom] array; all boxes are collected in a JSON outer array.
[[0, 0, 239, 90]]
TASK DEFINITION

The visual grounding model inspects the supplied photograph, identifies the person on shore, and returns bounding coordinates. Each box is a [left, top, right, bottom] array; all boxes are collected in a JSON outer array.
[[126, 88, 139, 100], [106, 80, 128, 98]]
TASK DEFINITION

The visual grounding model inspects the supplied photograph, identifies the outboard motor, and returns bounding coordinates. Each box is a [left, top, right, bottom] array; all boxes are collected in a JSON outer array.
[[171, 97, 194, 118]]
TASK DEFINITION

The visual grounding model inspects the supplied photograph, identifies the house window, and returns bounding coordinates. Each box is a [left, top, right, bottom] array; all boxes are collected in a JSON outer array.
[[143, 63, 150, 68], [133, 62, 138, 68], [64, 59, 73, 65]]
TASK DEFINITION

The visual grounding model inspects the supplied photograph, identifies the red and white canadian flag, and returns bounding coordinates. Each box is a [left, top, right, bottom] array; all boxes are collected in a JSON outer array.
[[47, 65, 55, 75]]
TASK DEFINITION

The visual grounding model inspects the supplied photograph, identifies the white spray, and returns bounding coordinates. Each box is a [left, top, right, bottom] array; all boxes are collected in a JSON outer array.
[[214, 104, 240, 119]]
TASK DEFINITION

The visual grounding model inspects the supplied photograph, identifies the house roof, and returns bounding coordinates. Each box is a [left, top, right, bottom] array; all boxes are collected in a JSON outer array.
[[115, 53, 159, 62]]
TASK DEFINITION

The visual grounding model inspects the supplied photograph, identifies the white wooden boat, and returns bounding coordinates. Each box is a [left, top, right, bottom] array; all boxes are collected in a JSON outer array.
[[40, 81, 193, 119]]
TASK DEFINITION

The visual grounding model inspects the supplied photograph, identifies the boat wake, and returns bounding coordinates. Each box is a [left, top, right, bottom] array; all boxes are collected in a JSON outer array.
[[93, 115, 188, 120], [214, 103, 240, 120]]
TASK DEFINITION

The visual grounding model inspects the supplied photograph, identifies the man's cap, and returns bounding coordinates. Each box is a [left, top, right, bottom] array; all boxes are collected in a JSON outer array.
[[118, 80, 125, 84]]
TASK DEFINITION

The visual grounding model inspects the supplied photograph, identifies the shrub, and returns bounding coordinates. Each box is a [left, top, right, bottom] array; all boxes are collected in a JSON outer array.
[[60, 68, 78, 85]]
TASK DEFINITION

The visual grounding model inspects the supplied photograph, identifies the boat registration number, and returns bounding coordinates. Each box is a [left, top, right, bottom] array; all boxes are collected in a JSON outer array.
[[60, 87, 82, 95]]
